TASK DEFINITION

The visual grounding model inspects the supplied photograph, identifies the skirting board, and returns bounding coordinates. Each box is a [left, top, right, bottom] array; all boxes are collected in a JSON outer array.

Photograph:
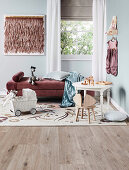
[[111, 98, 128, 115]]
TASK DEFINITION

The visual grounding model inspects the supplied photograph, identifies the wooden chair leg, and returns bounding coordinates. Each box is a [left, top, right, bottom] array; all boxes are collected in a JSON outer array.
[[76, 108, 80, 122], [81, 108, 84, 119], [87, 109, 90, 124], [92, 108, 96, 121]]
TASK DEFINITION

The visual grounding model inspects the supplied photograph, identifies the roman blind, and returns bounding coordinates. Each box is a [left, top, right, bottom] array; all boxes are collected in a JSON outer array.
[[61, 0, 93, 20]]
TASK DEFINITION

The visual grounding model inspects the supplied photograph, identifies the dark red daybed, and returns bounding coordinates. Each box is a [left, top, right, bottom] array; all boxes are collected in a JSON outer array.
[[6, 72, 94, 98], [6, 72, 65, 97]]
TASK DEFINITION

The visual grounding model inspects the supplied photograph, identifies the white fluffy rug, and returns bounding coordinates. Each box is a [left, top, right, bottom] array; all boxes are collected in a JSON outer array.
[[0, 100, 126, 126]]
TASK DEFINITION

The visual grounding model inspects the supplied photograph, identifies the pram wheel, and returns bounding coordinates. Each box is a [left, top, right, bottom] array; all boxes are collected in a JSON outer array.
[[15, 110, 21, 116], [30, 108, 36, 115]]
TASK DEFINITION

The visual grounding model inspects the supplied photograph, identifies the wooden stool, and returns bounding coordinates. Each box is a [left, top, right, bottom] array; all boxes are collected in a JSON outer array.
[[73, 94, 96, 124]]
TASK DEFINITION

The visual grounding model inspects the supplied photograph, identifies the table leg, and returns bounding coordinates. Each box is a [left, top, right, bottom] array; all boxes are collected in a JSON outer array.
[[75, 107, 79, 122], [100, 91, 104, 118], [84, 90, 87, 112], [84, 90, 87, 98], [84, 90, 87, 104], [107, 89, 110, 110]]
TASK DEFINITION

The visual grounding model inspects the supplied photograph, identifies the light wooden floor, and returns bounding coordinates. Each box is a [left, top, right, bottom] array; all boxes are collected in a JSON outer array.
[[0, 126, 129, 170]]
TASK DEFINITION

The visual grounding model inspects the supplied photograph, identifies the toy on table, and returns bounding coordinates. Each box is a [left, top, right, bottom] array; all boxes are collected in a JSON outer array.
[[96, 81, 112, 85], [28, 66, 39, 85], [81, 76, 94, 86]]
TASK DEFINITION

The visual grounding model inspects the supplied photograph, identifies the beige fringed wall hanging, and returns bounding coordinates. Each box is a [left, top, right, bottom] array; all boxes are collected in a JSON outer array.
[[4, 15, 45, 55]]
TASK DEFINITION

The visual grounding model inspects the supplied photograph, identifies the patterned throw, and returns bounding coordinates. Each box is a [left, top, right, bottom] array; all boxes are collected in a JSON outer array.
[[61, 72, 84, 108]]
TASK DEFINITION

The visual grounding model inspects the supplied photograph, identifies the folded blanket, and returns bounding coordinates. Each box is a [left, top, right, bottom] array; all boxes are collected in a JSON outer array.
[[60, 72, 84, 108]]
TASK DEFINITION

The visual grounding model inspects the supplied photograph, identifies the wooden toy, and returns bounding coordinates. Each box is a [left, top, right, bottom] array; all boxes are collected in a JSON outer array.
[[81, 76, 94, 86], [91, 79, 94, 86], [86, 78, 90, 84], [96, 81, 112, 85], [81, 79, 88, 85], [73, 94, 96, 124]]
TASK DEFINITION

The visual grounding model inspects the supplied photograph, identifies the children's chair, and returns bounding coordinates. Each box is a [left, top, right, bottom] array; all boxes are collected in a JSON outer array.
[[73, 94, 96, 124]]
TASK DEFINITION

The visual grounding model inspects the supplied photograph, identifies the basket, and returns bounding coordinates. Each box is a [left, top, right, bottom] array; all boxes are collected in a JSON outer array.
[[11, 99, 37, 113], [10, 88, 37, 113]]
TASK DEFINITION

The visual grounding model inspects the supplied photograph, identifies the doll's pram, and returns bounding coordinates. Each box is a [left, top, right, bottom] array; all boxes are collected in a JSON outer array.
[[11, 89, 37, 116]]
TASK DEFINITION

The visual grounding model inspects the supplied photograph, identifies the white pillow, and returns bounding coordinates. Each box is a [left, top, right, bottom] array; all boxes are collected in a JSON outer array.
[[44, 71, 70, 81], [104, 111, 127, 122]]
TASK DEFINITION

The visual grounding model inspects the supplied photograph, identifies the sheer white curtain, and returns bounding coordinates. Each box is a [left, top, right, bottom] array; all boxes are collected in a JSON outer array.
[[92, 0, 107, 81], [46, 0, 61, 73]]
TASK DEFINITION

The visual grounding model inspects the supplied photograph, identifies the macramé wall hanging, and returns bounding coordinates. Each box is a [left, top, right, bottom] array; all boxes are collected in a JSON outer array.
[[4, 15, 45, 55]]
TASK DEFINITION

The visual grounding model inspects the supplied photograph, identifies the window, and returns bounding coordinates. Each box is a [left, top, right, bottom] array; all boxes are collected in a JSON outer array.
[[61, 20, 93, 57]]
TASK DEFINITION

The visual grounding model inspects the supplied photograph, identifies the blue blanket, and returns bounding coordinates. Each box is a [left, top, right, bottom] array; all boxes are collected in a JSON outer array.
[[60, 72, 84, 108]]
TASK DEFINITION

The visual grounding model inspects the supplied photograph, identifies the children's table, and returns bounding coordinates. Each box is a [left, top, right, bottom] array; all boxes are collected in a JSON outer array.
[[73, 82, 112, 118]]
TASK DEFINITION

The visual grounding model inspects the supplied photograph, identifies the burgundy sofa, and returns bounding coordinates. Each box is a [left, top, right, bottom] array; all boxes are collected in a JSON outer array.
[[6, 72, 94, 98], [6, 72, 65, 98]]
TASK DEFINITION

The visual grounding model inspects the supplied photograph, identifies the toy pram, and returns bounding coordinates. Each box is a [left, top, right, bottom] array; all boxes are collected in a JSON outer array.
[[10, 89, 37, 116]]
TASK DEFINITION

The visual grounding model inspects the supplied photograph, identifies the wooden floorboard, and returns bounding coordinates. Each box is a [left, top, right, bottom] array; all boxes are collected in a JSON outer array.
[[0, 126, 129, 170]]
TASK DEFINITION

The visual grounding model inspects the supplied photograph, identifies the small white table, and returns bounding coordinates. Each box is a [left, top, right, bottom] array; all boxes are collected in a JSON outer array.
[[73, 82, 112, 118]]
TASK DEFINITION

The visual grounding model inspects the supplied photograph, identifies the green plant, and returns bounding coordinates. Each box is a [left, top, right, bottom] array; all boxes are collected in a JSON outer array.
[[61, 20, 93, 55]]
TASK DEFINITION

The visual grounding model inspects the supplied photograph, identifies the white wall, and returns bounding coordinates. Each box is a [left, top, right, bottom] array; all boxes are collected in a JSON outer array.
[[107, 0, 129, 113]]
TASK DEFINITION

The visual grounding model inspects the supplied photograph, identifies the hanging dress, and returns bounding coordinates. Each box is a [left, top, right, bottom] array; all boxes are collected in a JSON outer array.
[[106, 39, 118, 76]]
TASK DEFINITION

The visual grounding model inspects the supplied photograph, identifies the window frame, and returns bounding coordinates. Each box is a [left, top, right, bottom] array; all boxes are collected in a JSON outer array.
[[61, 54, 92, 61]]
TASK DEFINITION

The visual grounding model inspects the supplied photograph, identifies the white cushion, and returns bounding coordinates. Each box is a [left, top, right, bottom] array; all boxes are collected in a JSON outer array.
[[44, 71, 70, 81], [104, 111, 127, 122]]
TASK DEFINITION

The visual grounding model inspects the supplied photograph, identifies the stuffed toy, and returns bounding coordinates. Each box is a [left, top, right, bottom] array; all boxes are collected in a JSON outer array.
[[28, 66, 39, 85], [2, 90, 17, 107]]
